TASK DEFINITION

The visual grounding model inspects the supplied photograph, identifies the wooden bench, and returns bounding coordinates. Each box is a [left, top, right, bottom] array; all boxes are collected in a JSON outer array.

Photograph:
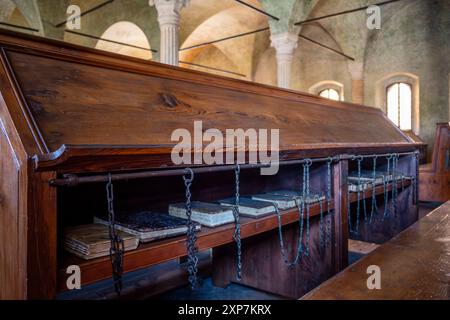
[[302, 201, 450, 300], [419, 123, 450, 202]]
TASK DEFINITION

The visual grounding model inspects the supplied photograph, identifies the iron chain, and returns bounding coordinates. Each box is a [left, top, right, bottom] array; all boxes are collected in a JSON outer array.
[[106, 174, 124, 296], [183, 168, 199, 289]]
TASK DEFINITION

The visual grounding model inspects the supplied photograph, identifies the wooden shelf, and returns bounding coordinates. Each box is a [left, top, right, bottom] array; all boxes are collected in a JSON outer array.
[[58, 201, 334, 291], [348, 180, 412, 203]]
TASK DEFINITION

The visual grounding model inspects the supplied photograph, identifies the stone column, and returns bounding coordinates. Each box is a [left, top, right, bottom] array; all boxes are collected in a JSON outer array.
[[149, 0, 189, 66], [270, 32, 298, 89], [348, 61, 365, 104]]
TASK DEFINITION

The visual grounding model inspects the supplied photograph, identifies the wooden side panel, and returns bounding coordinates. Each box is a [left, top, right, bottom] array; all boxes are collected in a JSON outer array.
[[0, 119, 26, 299], [27, 171, 57, 299], [333, 160, 349, 271], [419, 123, 450, 202]]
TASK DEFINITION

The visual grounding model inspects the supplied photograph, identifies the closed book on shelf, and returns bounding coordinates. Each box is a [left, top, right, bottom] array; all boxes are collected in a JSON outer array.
[[169, 202, 235, 227], [348, 181, 374, 192], [251, 193, 297, 210], [95, 212, 201, 243], [269, 190, 326, 204], [219, 197, 275, 218], [63, 224, 139, 260], [348, 170, 386, 186]]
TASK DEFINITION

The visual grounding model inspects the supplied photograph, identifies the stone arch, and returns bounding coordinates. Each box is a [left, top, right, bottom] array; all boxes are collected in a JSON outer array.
[[95, 21, 152, 60], [179, 3, 267, 80]]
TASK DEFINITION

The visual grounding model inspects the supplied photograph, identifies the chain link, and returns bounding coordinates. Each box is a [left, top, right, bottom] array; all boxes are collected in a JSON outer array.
[[303, 159, 312, 256], [183, 168, 199, 289], [383, 154, 393, 220], [391, 154, 399, 217], [370, 155, 378, 224], [233, 165, 242, 281], [106, 174, 124, 296], [354, 155, 363, 235], [325, 157, 333, 246], [413, 152, 419, 204]]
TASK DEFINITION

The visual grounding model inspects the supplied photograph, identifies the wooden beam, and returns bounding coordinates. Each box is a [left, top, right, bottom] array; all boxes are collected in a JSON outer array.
[[0, 22, 39, 33], [234, 0, 279, 21], [64, 30, 158, 53], [54, 0, 115, 28], [179, 27, 269, 51], [179, 61, 246, 77], [299, 34, 355, 61], [295, 0, 404, 25]]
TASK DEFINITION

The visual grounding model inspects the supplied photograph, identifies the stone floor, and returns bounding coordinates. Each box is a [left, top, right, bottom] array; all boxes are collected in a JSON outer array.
[[153, 278, 287, 300]]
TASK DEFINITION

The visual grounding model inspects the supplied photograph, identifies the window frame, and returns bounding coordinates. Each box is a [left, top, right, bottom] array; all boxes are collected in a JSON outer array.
[[309, 81, 344, 101], [375, 73, 420, 135], [386, 82, 413, 130]]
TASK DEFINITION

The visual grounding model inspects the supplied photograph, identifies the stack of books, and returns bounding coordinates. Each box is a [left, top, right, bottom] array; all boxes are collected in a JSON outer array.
[[95, 212, 201, 243], [63, 224, 139, 260], [169, 202, 235, 227], [348, 170, 412, 192]]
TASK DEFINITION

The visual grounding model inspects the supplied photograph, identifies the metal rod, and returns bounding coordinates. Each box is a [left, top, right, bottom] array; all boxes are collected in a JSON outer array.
[[179, 27, 269, 51], [299, 34, 355, 61], [49, 156, 336, 187], [65, 30, 158, 53], [0, 21, 39, 32], [55, 0, 115, 28], [179, 61, 246, 77], [49, 152, 419, 187], [295, 0, 403, 25], [341, 151, 418, 161], [234, 0, 279, 21]]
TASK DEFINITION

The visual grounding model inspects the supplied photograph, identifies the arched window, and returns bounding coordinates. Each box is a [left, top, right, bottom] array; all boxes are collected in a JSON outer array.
[[386, 82, 412, 130], [319, 88, 341, 101], [375, 73, 419, 134], [309, 81, 344, 101]]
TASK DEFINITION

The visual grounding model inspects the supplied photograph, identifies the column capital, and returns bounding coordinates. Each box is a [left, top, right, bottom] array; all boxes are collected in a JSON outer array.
[[348, 61, 365, 80], [270, 32, 298, 58], [149, 0, 189, 25]]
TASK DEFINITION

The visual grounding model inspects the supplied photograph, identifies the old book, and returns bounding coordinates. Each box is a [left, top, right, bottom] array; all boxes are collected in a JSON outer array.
[[348, 171, 413, 192], [348, 181, 373, 192], [269, 190, 326, 204], [251, 193, 297, 210], [348, 170, 386, 186], [219, 197, 275, 218], [169, 202, 234, 227], [63, 224, 139, 260], [95, 212, 201, 243]]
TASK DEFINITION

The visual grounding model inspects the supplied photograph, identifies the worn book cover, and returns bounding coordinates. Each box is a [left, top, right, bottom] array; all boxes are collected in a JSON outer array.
[[251, 193, 297, 210], [169, 202, 234, 227], [348, 172, 412, 192], [95, 212, 201, 243], [269, 190, 326, 204], [219, 197, 275, 218], [63, 224, 139, 260], [348, 170, 386, 186]]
